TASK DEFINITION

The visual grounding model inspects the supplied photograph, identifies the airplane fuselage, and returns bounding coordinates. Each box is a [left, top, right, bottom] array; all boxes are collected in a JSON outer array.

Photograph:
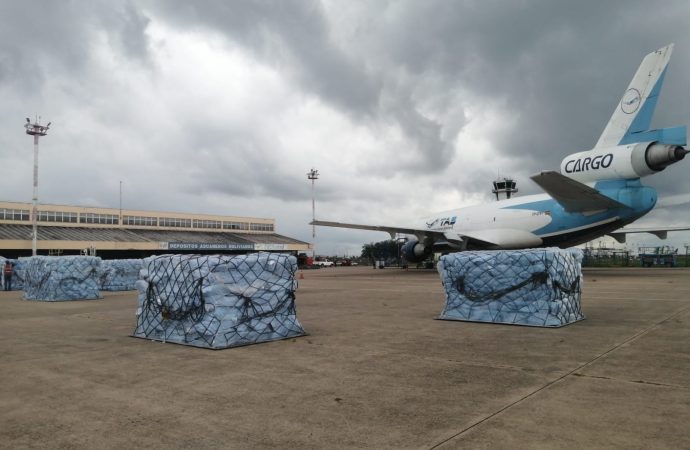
[[422, 179, 657, 249]]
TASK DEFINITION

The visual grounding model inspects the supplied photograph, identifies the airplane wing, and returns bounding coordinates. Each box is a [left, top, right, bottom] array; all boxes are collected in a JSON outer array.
[[310, 220, 450, 242], [530, 171, 629, 213], [310, 220, 542, 249], [608, 226, 690, 243], [309, 220, 463, 244]]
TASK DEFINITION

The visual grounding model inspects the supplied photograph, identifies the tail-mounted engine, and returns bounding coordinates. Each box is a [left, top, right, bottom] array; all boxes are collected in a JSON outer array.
[[561, 141, 688, 184]]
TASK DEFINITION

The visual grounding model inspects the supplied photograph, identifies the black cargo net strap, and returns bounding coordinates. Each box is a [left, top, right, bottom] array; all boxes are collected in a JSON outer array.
[[143, 256, 206, 322], [24, 258, 102, 300], [146, 277, 205, 322], [133, 253, 304, 349], [456, 272, 581, 303], [438, 248, 585, 327], [99, 260, 143, 291]]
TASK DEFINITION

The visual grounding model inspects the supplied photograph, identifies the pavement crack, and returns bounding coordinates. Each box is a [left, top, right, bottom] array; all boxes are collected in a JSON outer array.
[[427, 303, 690, 449], [572, 373, 689, 390]]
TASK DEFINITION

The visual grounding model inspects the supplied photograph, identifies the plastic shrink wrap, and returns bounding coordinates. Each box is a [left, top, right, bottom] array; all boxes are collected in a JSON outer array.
[[100, 259, 143, 291], [133, 253, 305, 349], [23, 256, 102, 301], [438, 248, 584, 327]]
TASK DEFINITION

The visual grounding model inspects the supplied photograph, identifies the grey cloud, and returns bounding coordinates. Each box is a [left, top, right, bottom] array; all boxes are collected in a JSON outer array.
[[148, 1, 379, 114], [332, 1, 689, 172], [0, 1, 152, 88], [98, 2, 152, 63], [172, 123, 308, 202], [147, 0, 459, 174]]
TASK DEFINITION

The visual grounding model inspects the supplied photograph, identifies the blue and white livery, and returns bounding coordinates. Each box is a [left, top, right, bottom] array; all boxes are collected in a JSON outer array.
[[312, 45, 689, 262]]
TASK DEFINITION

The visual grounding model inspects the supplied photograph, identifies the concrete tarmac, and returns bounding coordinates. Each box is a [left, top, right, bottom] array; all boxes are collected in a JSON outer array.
[[1, 266, 689, 449]]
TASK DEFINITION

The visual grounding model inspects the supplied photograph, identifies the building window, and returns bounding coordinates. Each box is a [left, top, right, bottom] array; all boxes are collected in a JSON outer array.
[[250, 223, 274, 232], [123, 215, 157, 226], [79, 213, 119, 225], [39, 211, 55, 222], [193, 219, 221, 229], [38, 211, 78, 223], [0, 208, 30, 221], [159, 217, 192, 228], [223, 221, 249, 231]]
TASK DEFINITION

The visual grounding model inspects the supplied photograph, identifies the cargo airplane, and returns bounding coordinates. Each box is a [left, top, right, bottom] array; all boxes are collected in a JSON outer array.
[[312, 44, 690, 263]]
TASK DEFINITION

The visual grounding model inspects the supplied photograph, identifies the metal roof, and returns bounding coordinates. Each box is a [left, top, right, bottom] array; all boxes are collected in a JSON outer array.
[[0, 224, 308, 246]]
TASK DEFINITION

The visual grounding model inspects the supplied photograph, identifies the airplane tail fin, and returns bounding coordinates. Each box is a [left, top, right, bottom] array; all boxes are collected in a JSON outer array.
[[595, 44, 674, 148]]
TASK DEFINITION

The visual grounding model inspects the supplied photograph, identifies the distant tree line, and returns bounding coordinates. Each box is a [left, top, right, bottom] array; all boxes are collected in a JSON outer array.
[[361, 240, 400, 260]]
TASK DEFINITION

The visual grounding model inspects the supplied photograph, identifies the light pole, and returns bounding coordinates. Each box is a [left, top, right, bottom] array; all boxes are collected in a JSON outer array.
[[24, 117, 50, 256], [307, 168, 319, 258]]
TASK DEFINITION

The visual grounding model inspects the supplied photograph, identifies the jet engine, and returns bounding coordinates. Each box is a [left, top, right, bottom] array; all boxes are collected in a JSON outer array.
[[400, 239, 432, 263], [561, 141, 688, 184]]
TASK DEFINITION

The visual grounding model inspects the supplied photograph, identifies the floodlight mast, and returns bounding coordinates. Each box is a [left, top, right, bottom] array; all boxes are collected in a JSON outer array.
[[24, 116, 50, 256], [307, 168, 319, 241]]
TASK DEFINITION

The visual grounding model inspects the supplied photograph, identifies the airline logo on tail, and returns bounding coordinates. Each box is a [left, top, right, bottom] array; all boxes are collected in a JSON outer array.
[[621, 88, 641, 113]]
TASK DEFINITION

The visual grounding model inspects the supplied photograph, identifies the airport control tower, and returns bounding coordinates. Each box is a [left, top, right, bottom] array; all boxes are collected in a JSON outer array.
[[492, 177, 518, 201]]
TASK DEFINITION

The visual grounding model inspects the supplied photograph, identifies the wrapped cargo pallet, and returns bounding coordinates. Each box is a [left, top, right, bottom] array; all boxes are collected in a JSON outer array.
[[438, 248, 584, 327], [132, 252, 306, 349], [23, 256, 102, 301], [99, 259, 143, 291], [12, 258, 27, 291]]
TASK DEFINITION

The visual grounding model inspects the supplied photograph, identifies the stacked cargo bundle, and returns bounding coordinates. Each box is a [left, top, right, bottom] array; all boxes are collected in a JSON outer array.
[[23, 256, 102, 301], [438, 248, 584, 327], [12, 258, 27, 290], [133, 252, 305, 349], [99, 259, 143, 291]]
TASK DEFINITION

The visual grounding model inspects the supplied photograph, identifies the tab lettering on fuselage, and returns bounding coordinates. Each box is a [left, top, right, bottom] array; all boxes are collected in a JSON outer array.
[[427, 216, 457, 230]]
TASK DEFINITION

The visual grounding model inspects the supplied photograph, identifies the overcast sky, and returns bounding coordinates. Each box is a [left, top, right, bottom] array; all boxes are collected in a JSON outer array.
[[1, 1, 689, 256]]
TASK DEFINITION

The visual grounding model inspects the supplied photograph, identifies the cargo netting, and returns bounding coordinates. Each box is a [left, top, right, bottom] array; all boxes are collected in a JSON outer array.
[[99, 259, 143, 291], [438, 248, 584, 327], [23, 256, 102, 301], [132, 253, 306, 349]]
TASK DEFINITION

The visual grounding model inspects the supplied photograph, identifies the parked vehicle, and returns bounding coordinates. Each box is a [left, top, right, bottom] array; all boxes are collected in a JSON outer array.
[[312, 260, 334, 267], [638, 246, 677, 267]]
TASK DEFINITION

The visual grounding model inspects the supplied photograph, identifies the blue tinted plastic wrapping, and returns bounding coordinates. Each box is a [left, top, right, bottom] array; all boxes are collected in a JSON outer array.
[[12, 258, 26, 290], [438, 248, 585, 327], [132, 252, 305, 349], [99, 259, 143, 291], [23, 256, 102, 301]]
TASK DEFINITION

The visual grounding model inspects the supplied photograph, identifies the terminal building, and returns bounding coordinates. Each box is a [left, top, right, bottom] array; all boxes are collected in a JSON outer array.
[[0, 200, 311, 259]]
